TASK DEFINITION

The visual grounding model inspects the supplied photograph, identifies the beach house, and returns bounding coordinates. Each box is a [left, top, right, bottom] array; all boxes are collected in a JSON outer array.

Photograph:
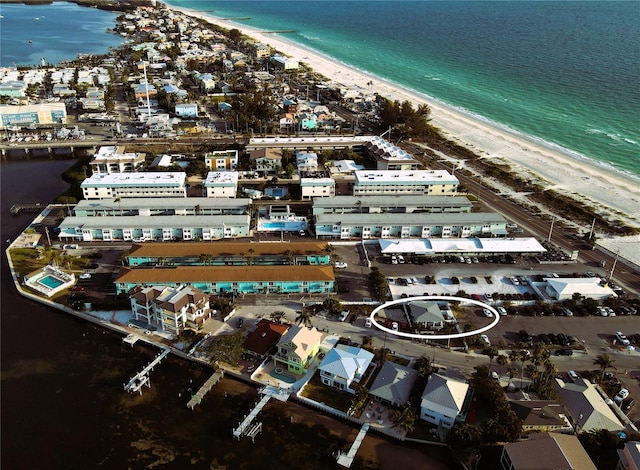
[[317, 345, 374, 393], [273, 325, 324, 375], [420, 373, 472, 429]]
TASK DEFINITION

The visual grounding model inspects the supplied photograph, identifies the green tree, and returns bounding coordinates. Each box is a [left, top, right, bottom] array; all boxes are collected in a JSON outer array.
[[447, 423, 482, 463], [391, 403, 416, 434], [322, 297, 342, 317], [414, 356, 433, 378]]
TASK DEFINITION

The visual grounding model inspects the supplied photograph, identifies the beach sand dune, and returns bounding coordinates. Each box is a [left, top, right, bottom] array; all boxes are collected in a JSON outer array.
[[173, 6, 639, 262]]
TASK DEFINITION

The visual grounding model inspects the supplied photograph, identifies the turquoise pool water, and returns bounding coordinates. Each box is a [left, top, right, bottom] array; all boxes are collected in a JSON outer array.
[[270, 368, 296, 384], [38, 274, 65, 289], [261, 221, 305, 230]]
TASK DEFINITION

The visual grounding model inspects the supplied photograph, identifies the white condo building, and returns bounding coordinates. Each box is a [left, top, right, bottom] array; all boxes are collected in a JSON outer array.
[[90, 145, 146, 174], [202, 171, 238, 198], [353, 170, 459, 196], [81, 172, 187, 199]]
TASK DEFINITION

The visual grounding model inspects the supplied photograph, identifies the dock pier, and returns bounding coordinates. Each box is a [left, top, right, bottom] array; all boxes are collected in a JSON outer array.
[[187, 370, 224, 410], [336, 423, 370, 468], [124, 347, 170, 395], [10, 204, 44, 215]]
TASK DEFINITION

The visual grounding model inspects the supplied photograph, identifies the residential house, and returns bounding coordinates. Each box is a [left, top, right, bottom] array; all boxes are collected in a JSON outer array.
[[273, 325, 324, 375], [318, 345, 374, 393], [250, 148, 283, 176], [508, 400, 573, 433], [410, 301, 448, 330], [420, 373, 471, 429], [243, 319, 289, 360], [554, 377, 625, 432], [500, 432, 597, 470], [617, 441, 640, 470], [296, 151, 318, 173], [129, 284, 211, 334], [174, 102, 198, 117], [368, 361, 418, 407]]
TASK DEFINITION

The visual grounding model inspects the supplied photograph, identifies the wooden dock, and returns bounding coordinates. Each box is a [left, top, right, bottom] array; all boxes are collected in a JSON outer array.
[[10, 204, 44, 215], [187, 370, 224, 410]]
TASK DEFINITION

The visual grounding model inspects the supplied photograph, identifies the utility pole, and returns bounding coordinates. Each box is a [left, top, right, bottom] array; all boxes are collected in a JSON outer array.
[[547, 216, 555, 243], [45, 226, 51, 246], [588, 217, 596, 241], [605, 249, 620, 286]]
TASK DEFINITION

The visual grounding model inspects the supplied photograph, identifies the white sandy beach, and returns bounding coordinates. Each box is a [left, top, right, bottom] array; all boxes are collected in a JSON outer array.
[[172, 6, 640, 263]]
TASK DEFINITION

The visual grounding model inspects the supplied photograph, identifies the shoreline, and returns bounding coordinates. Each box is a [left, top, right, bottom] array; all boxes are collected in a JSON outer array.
[[170, 4, 640, 230]]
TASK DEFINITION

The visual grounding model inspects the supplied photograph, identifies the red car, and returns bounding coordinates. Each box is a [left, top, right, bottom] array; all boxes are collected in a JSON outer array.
[[71, 286, 85, 292]]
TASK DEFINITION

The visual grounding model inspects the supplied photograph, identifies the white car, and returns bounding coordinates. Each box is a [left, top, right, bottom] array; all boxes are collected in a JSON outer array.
[[391, 322, 399, 331], [79, 273, 92, 280], [334, 262, 348, 269], [510, 276, 520, 286], [615, 388, 630, 402], [482, 308, 493, 318], [480, 334, 491, 346], [615, 331, 630, 346], [497, 307, 507, 316], [338, 310, 349, 322], [365, 318, 372, 328], [397, 255, 405, 264]]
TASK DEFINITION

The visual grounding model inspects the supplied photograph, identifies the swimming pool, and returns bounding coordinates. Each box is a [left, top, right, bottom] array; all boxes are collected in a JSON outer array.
[[38, 274, 65, 289]]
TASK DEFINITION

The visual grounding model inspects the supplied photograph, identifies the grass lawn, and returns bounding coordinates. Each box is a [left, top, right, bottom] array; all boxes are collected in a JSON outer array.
[[300, 370, 353, 413]]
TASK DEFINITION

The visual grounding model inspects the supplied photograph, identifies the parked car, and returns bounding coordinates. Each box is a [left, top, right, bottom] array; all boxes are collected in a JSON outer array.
[[365, 318, 372, 328], [480, 334, 491, 346], [568, 370, 579, 380], [556, 348, 574, 356], [621, 398, 635, 412], [497, 307, 507, 316], [615, 388, 630, 402], [338, 310, 349, 322], [482, 309, 493, 318], [391, 322, 399, 331], [334, 261, 348, 269], [615, 331, 630, 346], [79, 273, 92, 280]]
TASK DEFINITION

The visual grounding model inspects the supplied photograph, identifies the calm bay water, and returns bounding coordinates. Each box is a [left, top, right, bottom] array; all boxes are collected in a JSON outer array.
[[168, 0, 640, 177], [0, 2, 124, 67]]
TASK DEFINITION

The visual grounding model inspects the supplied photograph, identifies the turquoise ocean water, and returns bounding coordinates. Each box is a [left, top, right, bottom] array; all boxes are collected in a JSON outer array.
[[1, 1, 638, 177], [165, 0, 640, 177]]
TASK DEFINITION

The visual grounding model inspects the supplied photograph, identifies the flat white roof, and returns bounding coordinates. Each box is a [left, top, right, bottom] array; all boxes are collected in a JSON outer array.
[[355, 170, 459, 185], [301, 178, 334, 186], [203, 171, 238, 186], [379, 237, 546, 254], [81, 172, 186, 188]]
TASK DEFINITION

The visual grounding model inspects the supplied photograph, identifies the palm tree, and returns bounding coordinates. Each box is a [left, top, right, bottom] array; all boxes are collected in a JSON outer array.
[[496, 354, 509, 377], [247, 248, 255, 266], [284, 249, 294, 265], [484, 346, 499, 373], [391, 403, 416, 434], [414, 356, 433, 378], [593, 354, 615, 383], [269, 311, 286, 323], [507, 366, 518, 388], [295, 308, 313, 327]]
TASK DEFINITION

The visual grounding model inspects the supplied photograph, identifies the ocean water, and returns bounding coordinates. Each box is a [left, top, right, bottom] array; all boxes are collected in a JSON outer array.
[[0, 2, 124, 67], [166, 0, 640, 177]]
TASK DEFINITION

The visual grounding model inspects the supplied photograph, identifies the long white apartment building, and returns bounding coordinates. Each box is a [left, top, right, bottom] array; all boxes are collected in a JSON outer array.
[[81, 172, 187, 199], [353, 170, 459, 196], [202, 171, 238, 198], [72, 197, 251, 217], [90, 145, 146, 174]]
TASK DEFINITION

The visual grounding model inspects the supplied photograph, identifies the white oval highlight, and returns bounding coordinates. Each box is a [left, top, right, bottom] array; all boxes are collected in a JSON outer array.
[[369, 295, 500, 339]]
